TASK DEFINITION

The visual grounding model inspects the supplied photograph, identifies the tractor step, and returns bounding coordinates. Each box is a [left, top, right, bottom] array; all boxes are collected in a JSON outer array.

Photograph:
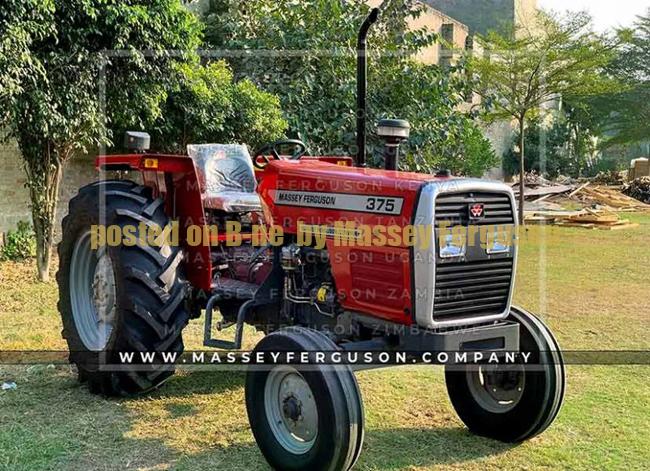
[[203, 286, 256, 350], [212, 277, 259, 300]]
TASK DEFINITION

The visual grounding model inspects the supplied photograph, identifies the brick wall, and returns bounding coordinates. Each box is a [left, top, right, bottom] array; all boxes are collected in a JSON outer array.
[[0, 140, 99, 241]]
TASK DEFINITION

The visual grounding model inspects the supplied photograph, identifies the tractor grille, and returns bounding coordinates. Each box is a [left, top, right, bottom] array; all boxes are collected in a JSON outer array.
[[432, 191, 515, 322], [434, 192, 514, 227], [433, 258, 513, 321]]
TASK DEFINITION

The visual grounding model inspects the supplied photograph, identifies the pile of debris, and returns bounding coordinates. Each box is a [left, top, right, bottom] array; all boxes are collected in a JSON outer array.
[[515, 174, 650, 229], [516, 181, 649, 210], [554, 209, 639, 230], [525, 207, 639, 230], [623, 177, 650, 204], [572, 184, 650, 211], [592, 170, 626, 186]]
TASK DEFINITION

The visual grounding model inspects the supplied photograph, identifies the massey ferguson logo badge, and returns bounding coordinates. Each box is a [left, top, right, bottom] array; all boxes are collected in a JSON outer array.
[[469, 203, 485, 219]]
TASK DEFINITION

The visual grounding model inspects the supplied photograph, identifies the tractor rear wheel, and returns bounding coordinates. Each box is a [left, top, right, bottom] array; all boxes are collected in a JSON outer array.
[[57, 180, 189, 396], [245, 327, 365, 471], [444, 306, 565, 442]]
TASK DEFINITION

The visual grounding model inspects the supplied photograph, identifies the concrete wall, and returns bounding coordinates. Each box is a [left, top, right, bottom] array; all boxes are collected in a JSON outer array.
[[0, 139, 98, 239], [0, 140, 31, 234]]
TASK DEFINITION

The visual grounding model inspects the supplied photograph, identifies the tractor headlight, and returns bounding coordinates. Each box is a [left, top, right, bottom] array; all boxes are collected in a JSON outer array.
[[486, 227, 512, 255], [439, 232, 466, 258]]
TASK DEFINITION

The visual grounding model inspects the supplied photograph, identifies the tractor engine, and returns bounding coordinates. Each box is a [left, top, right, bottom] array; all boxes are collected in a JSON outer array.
[[279, 245, 340, 329]]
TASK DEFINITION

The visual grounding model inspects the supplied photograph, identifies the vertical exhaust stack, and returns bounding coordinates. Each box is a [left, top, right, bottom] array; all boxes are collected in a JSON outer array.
[[377, 119, 410, 170], [356, 8, 380, 168]]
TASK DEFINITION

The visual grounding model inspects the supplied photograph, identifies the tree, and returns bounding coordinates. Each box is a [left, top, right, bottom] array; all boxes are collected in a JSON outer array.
[[202, 0, 497, 176], [146, 60, 287, 153], [503, 112, 598, 179], [0, 1, 201, 281], [0, 1, 53, 104], [470, 11, 619, 222], [594, 10, 650, 147]]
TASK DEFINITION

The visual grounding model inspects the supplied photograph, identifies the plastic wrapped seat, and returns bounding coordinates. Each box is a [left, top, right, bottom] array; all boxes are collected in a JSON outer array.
[[187, 144, 262, 213]]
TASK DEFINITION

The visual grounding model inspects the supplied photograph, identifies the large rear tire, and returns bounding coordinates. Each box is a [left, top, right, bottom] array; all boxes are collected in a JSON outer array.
[[245, 327, 365, 471], [57, 180, 189, 396], [445, 306, 565, 442]]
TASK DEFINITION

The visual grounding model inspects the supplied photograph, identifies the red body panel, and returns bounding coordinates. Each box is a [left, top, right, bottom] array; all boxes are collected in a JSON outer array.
[[96, 153, 213, 290], [257, 160, 449, 324], [95, 154, 450, 325]]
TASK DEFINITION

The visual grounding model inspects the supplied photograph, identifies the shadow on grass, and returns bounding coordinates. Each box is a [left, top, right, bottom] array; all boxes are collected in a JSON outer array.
[[360, 426, 514, 469], [0, 367, 513, 470], [170, 425, 515, 470], [152, 370, 246, 399]]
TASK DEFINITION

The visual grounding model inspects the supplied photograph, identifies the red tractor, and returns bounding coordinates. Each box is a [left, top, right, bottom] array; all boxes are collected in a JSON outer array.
[[57, 9, 564, 471]]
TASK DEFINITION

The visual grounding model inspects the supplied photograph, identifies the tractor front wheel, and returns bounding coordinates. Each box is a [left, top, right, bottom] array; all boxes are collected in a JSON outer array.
[[445, 306, 565, 442], [246, 327, 365, 471], [57, 180, 189, 396]]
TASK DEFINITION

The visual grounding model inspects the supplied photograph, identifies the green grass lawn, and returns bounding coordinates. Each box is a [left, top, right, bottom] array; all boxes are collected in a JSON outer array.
[[1, 215, 649, 470]]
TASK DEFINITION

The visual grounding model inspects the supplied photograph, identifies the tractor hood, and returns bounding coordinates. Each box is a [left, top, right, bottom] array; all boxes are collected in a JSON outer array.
[[257, 159, 518, 329]]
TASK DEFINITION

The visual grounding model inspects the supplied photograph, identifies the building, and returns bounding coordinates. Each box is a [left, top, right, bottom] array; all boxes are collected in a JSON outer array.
[[367, 0, 470, 66], [425, 0, 538, 35]]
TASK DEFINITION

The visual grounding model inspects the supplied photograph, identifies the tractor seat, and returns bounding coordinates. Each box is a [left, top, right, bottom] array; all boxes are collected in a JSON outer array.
[[187, 144, 262, 213]]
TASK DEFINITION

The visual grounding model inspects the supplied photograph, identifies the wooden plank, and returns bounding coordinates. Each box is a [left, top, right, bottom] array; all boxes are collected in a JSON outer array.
[[596, 223, 640, 231], [568, 213, 619, 224], [531, 194, 553, 203], [568, 182, 590, 198], [515, 184, 575, 197], [554, 222, 596, 229]]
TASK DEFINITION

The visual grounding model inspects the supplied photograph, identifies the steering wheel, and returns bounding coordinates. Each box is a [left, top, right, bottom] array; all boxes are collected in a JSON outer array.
[[253, 139, 307, 169]]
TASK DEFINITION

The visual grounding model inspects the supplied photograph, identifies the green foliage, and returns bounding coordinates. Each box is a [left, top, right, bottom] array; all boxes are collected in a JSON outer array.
[[471, 10, 619, 219], [592, 10, 650, 147], [1, 222, 37, 262], [504, 112, 599, 179], [0, 0, 54, 104], [149, 61, 286, 153], [472, 10, 619, 123], [202, 0, 495, 175], [504, 118, 565, 177], [0, 0, 202, 280]]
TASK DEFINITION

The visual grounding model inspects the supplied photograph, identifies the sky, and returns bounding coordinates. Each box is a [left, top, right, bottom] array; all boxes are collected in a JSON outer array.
[[538, 0, 648, 32]]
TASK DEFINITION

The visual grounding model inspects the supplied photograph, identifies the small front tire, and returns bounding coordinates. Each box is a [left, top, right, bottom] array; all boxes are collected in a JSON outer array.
[[246, 327, 364, 471], [445, 306, 565, 442]]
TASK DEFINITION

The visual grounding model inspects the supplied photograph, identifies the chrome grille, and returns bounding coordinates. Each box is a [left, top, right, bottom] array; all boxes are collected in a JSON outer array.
[[432, 191, 515, 322], [434, 259, 513, 320], [434, 192, 514, 226]]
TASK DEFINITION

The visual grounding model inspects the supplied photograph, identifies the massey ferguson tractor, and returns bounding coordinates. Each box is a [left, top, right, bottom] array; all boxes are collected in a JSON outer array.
[[57, 8, 564, 471]]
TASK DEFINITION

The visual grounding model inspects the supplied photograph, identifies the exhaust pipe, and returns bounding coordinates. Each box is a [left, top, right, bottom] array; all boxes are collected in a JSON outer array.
[[356, 8, 380, 168]]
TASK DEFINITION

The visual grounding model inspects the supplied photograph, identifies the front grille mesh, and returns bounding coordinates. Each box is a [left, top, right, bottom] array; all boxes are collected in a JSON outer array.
[[435, 192, 514, 226], [433, 191, 515, 322], [434, 259, 513, 319]]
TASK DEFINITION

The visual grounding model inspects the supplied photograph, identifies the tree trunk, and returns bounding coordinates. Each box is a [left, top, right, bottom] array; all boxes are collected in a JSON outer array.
[[26, 152, 64, 283], [518, 116, 526, 225]]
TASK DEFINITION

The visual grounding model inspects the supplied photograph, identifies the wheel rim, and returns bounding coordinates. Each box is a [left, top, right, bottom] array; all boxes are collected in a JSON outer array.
[[69, 231, 116, 351], [466, 363, 525, 414], [264, 366, 318, 455]]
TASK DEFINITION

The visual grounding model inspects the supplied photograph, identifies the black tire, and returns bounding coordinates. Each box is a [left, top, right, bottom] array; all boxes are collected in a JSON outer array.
[[57, 180, 189, 396], [246, 327, 364, 471], [445, 306, 565, 443]]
